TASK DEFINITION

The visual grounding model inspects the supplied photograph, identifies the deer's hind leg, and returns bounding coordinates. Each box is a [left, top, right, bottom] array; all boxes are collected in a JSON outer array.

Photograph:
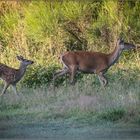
[[97, 72, 108, 87], [53, 68, 69, 87]]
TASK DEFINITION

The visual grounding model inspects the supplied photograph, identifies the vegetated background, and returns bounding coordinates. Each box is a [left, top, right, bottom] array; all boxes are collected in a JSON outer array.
[[0, 0, 140, 124]]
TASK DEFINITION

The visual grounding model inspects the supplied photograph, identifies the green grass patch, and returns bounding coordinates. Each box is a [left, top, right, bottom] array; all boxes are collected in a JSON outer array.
[[97, 109, 126, 122]]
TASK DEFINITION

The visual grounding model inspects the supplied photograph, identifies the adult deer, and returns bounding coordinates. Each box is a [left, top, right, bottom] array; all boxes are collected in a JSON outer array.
[[53, 38, 135, 86], [0, 56, 34, 96]]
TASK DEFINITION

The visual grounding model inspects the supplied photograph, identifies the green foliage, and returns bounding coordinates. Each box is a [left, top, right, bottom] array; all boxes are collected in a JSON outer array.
[[0, 8, 19, 47], [122, 1, 140, 40], [0, 0, 139, 87], [22, 64, 59, 88], [61, 1, 89, 21], [24, 1, 60, 41]]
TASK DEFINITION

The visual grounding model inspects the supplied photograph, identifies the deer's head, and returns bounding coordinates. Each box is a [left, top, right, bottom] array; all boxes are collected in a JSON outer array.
[[117, 38, 136, 50], [17, 55, 34, 66]]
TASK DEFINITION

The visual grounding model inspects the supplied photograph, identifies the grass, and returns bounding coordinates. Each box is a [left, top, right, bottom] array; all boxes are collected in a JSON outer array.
[[0, 66, 140, 124]]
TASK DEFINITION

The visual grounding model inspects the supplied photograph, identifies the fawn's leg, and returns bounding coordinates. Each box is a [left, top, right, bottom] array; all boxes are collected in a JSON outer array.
[[12, 84, 18, 95], [0, 82, 9, 96]]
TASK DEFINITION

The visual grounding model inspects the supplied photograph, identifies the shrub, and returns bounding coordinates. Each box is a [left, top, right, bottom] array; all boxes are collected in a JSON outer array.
[[22, 64, 60, 88]]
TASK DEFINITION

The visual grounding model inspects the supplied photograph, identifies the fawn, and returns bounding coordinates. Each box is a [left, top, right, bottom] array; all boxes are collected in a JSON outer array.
[[0, 55, 34, 96]]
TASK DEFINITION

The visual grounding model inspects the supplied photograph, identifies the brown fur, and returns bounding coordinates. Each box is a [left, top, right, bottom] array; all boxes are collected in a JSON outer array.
[[62, 51, 109, 74], [0, 63, 18, 84], [53, 39, 135, 87]]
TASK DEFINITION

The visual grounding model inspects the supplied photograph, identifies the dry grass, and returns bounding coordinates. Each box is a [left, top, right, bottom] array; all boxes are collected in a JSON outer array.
[[0, 69, 140, 124]]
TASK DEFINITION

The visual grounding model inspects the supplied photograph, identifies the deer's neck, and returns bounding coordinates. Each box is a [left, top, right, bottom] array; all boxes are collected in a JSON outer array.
[[16, 63, 27, 81], [108, 46, 122, 67]]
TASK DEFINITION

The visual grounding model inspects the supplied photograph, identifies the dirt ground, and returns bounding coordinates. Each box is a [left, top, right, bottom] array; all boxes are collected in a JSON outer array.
[[0, 119, 140, 139]]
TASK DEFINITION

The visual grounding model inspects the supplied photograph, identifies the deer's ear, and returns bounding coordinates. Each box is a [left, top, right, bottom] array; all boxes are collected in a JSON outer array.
[[17, 55, 23, 60]]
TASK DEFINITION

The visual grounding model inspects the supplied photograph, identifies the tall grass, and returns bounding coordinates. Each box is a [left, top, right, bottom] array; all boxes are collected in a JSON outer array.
[[0, 0, 139, 86]]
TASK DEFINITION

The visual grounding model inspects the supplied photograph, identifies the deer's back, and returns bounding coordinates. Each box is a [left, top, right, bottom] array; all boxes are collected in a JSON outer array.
[[61, 51, 109, 73], [0, 63, 17, 83]]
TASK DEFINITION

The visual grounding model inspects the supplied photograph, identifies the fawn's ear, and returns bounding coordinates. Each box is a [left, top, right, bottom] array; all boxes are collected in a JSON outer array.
[[17, 55, 24, 61], [117, 37, 124, 45]]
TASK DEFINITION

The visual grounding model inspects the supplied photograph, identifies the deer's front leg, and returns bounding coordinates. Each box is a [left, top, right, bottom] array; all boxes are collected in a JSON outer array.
[[0, 82, 9, 96], [97, 72, 108, 86]]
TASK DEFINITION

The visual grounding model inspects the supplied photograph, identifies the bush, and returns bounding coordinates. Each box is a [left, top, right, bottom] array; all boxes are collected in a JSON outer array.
[[22, 64, 60, 88]]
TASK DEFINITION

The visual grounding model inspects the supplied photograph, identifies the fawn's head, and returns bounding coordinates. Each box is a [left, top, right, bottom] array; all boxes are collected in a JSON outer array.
[[117, 38, 136, 50], [17, 55, 34, 66]]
